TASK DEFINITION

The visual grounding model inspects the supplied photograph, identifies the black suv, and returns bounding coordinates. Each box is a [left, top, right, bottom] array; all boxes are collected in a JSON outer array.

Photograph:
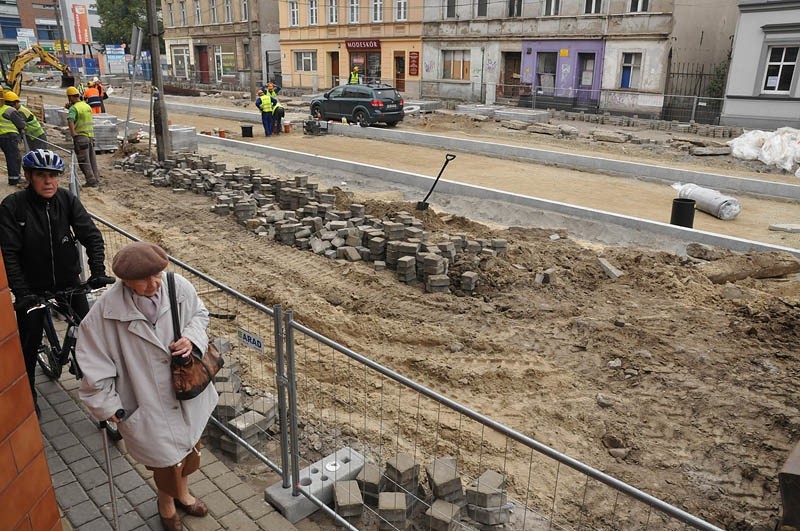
[[310, 83, 404, 127]]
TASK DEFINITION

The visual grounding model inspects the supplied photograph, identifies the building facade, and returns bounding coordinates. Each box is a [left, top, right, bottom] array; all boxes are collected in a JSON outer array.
[[422, 0, 737, 113], [278, 0, 423, 92], [721, 0, 800, 129], [161, 0, 280, 88]]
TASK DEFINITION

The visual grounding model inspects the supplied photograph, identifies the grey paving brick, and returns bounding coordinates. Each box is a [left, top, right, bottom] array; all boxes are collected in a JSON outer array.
[[189, 478, 218, 498], [103, 455, 132, 476], [118, 510, 147, 531], [50, 431, 79, 451], [52, 469, 77, 488], [211, 471, 241, 491], [41, 419, 69, 439], [182, 514, 222, 531], [199, 446, 219, 466], [66, 499, 104, 527], [134, 497, 160, 520], [71, 418, 101, 438], [53, 398, 80, 416], [55, 482, 90, 509], [88, 483, 114, 506], [219, 509, 260, 531], [256, 511, 298, 531], [226, 483, 256, 504], [68, 456, 98, 476], [145, 514, 164, 530], [99, 498, 134, 521], [37, 404, 58, 423], [36, 379, 63, 396], [62, 409, 85, 425], [202, 461, 229, 479], [202, 490, 237, 518], [77, 467, 111, 490], [188, 470, 207, 485], [45, 389, 72, 405], [126, 483, 156, 506], [239, 495, 273, 520], [45, 451, 68, 474], [133, 462, 154, 479], [83, 432, 105, 452], [61, 443, 91, 464], [115, 469, 147, 493], [61, 377, 81, 391], [78, 517, 113, 531]]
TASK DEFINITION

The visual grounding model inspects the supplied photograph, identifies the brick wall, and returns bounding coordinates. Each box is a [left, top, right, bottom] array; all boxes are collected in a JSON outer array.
[[0, 255, 61, 530]]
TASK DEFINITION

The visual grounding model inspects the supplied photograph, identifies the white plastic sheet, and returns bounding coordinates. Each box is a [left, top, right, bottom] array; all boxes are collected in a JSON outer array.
[[728, 127, 800, 174], [672, 183, 742, 220]]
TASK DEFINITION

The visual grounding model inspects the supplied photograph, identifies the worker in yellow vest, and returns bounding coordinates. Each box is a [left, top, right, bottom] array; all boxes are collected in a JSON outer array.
[[6, 93, 48, 151], [349, 66, 360, 84], [66, 86, 99, 187], [255, 89, 275, 137], [272, 99, 284, 135], [0, 91, 27, 185]]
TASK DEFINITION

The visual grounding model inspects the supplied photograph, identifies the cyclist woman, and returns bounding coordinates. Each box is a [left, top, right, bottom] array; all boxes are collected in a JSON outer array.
[[0, 149, 113, 416]]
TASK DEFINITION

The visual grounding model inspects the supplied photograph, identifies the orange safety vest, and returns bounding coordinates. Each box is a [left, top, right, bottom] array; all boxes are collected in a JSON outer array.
[[83, 86, 102, 114]]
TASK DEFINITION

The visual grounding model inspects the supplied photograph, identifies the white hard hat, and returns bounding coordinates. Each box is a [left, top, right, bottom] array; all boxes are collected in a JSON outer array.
[[92, 77, 99, 83]]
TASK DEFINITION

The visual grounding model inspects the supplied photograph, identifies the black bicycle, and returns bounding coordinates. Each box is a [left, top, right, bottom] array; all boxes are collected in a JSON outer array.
[[28, 282, 123, 441]]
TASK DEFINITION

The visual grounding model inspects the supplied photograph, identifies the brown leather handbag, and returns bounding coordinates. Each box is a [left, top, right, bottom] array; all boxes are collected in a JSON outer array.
[[167, 272, 224, 400]]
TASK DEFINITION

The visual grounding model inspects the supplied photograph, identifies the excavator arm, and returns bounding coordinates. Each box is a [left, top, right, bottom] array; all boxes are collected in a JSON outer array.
[[4, 45, 74, 95]]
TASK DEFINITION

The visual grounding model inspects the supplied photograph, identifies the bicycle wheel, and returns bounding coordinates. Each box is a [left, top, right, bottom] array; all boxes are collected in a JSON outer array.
[[37, 344, 62, 380]]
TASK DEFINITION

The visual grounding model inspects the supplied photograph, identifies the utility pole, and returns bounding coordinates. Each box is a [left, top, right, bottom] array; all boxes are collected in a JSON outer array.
[[146, 0, 171, 160], [247, 18, 256, 98], [54, 1, 68, 70]]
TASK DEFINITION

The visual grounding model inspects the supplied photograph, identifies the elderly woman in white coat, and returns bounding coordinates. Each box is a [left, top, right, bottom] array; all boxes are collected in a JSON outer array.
[[77, 242, 218, 531]]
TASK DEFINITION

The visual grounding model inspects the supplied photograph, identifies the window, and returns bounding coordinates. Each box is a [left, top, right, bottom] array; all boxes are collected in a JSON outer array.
[[241, 0, 248, 20], [243, 42, 250, 68], [371, 0, 382, 21], [329, 0, 338, 23], [210, 0, 218, 23], [178, 1, 186, 25], [173, 46, 190, 78], [543, 0, 558, 16], [214, 45, 235, 80], [348, 0, 358, 22], [395, 0, 407, 20], [308, 0, 318, 24], [295, 51, 317, 71], [584, 0, 600, 14], [620, 52, 642, 88], [446, 0, 455, 17], [508, 0, 521, 17], [90, 26, 101, 40], [167, 4, 174, 26], [36, 24, 58, 40], [629, 0, 647, 12], [762, 46, 798, 93], [476, 0, 486, 16], [289, 0, 299, 25], [537, 52, 557, 93], [0, 17, 21, 39], [442, 50, 470, 80], [194, 0, 202, 24], [224, 0, 232, 22]]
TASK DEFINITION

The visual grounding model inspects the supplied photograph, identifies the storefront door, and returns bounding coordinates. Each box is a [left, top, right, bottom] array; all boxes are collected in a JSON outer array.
[[196, 46, 210, 83], [577, 53, 595, 103], [502, 52, 521, 97], [394, 54, 405, 91], [331, 52, 340, 86]]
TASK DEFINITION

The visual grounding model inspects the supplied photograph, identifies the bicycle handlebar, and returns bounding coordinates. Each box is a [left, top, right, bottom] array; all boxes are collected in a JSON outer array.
[[25, 282, 111, 314]]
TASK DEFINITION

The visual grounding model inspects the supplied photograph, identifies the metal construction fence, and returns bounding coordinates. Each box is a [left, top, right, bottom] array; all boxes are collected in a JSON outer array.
[[91, 215, 722, 531]]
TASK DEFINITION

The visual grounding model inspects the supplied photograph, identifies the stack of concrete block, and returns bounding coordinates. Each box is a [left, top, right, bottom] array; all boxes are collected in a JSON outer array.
[[426, 275, 451, 294], [334, 480, 364, 522], [426, 456, 465, 507], [385, 452, 421, 510], [368, 237, 386, 261], [384, 222, 406, 241], [461, 272, 479, 293], [491, 239, 508, 257], [396, 256, 416, 283], [378, 492, 407, 530], [424, 499, 462, 531], [356, 462, 383, 506], [466, 470, 510, 529]]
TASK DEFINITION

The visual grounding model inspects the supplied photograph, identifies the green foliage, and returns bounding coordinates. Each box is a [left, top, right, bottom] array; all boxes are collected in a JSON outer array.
[[707, 59, 729, 99], [93, 0, 162, 52]]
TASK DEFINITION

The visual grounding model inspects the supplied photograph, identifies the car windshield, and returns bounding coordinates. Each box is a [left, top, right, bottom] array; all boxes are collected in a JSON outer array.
[[374, 89, 400, 100]]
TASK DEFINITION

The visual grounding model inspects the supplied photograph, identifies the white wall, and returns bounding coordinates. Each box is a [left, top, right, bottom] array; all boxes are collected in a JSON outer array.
[[602, 40, 670, 93]]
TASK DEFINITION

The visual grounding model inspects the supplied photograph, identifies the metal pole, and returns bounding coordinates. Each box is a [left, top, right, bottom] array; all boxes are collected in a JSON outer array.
[[54, 3, 68, 71], [121, 28, 142, 153], [148, 87, 154, 159], [285, 310, 301, 497], [247, 18, 256, 98], [273, 304, 291, 489], [146, 0, 171, 160], [690, 95, 698, 122]]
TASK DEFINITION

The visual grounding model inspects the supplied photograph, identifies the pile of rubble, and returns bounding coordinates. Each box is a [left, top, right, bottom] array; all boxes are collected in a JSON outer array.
[[119, 152, 511, 295]]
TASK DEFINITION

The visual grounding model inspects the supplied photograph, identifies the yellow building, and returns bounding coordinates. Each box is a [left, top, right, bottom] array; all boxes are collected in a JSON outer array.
[[279, 0, 422, 93]]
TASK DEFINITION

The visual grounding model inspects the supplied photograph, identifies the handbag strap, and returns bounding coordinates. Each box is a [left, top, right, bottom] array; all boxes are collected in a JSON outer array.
[[166, 272, 181, 342]]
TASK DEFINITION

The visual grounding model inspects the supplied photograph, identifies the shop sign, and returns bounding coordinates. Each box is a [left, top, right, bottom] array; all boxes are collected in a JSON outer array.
[[346, 39, 380, 51], [72, 5, 90, 44], [408, 51, 419, 76]]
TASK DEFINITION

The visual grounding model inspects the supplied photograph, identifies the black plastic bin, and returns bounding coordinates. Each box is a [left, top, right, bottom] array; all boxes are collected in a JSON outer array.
[[240, 124, 253, 138], [670, 198, 696, 228]]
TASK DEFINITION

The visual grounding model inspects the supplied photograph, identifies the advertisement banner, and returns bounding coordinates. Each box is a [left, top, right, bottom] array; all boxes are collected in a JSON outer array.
[[409, 51, 419, 77], [16, 28, 34, 51], [72, 5, 90, 44]]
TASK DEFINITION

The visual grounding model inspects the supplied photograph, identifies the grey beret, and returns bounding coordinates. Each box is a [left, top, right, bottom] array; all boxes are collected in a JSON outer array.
[[112, 242, 168, 280]]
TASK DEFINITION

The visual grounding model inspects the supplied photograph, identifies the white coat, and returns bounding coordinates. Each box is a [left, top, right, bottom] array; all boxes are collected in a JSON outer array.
[[77, 273, 218, 468]]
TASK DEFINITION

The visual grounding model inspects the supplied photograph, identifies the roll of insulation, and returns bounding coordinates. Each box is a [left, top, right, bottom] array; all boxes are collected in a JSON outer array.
[[678, 183, 741, 220]]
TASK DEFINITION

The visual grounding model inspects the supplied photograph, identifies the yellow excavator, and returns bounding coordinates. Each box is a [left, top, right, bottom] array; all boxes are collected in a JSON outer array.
[[0, 45, 75, 95]]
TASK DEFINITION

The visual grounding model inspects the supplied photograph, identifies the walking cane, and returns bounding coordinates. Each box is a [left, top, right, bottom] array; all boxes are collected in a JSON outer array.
[[416, 153, 456, 211], [99, 409, 125, 531]]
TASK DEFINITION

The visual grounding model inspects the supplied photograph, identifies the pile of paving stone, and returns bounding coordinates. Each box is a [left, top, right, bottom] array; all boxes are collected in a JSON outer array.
[[336, 451, 510, 530], [552, 110, 744, 138], [118, 152, 507, 295]]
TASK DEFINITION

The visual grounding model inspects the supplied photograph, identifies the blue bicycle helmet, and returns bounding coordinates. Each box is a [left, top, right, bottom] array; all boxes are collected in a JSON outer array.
[[22, 149, 65, 173]]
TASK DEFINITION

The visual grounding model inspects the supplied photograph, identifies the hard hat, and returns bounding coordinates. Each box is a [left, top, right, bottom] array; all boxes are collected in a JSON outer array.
[[87, 81, 95, 87], [66, 86, 80, 96], [257, 90, 264, 96], [92, 77, 99, 83], [267, 83, 274, 89], [3, 91, 19, 102], [354, 66, 359, 71]]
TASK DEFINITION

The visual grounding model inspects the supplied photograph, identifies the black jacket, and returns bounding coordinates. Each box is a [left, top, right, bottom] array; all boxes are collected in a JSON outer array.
[[0, 187, 106, 297]]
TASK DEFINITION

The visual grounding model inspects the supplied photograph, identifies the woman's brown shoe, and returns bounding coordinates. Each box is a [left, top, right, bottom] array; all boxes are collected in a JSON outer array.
[[175, 497, 209, 517], [160, 513, 183, 531]]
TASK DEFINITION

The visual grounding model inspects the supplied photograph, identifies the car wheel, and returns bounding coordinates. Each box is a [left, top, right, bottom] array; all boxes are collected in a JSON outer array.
[[354, 110, 369, 127], [385, 121, 398, 127], [311, 104, 324, 120]]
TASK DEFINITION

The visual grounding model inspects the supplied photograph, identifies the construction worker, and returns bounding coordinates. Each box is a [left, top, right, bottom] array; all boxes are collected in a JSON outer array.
[[272, 98, 285, 135], [93, 77, 108, 113], [255, 89, 275, 137], [83, 81, 102, 114], [10, 94, 48, 151], [349, 66, 360, 84], [0, 91, 26, 185], [65, 86, 99, 187], [266, 82, 280, 99]]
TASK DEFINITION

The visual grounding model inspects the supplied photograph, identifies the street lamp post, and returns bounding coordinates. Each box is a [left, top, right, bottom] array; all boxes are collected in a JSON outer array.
[[246, 19, 256, 97]]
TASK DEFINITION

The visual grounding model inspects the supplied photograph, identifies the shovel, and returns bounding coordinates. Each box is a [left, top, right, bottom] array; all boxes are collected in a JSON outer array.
[[416, 153, 456, 211], [99, 409, 125, 531]]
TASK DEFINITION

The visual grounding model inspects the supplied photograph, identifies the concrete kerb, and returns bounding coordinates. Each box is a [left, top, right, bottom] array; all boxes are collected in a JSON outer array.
[[28, 86, 800, 201], [196, 133, 800, 258]]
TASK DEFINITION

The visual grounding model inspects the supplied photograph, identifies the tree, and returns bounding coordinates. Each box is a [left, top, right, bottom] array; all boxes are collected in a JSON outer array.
[[93, 0, 161, 52]]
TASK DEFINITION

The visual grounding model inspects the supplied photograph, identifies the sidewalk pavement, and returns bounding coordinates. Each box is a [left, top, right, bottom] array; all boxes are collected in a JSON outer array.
[[35, 369, 298, 531]]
